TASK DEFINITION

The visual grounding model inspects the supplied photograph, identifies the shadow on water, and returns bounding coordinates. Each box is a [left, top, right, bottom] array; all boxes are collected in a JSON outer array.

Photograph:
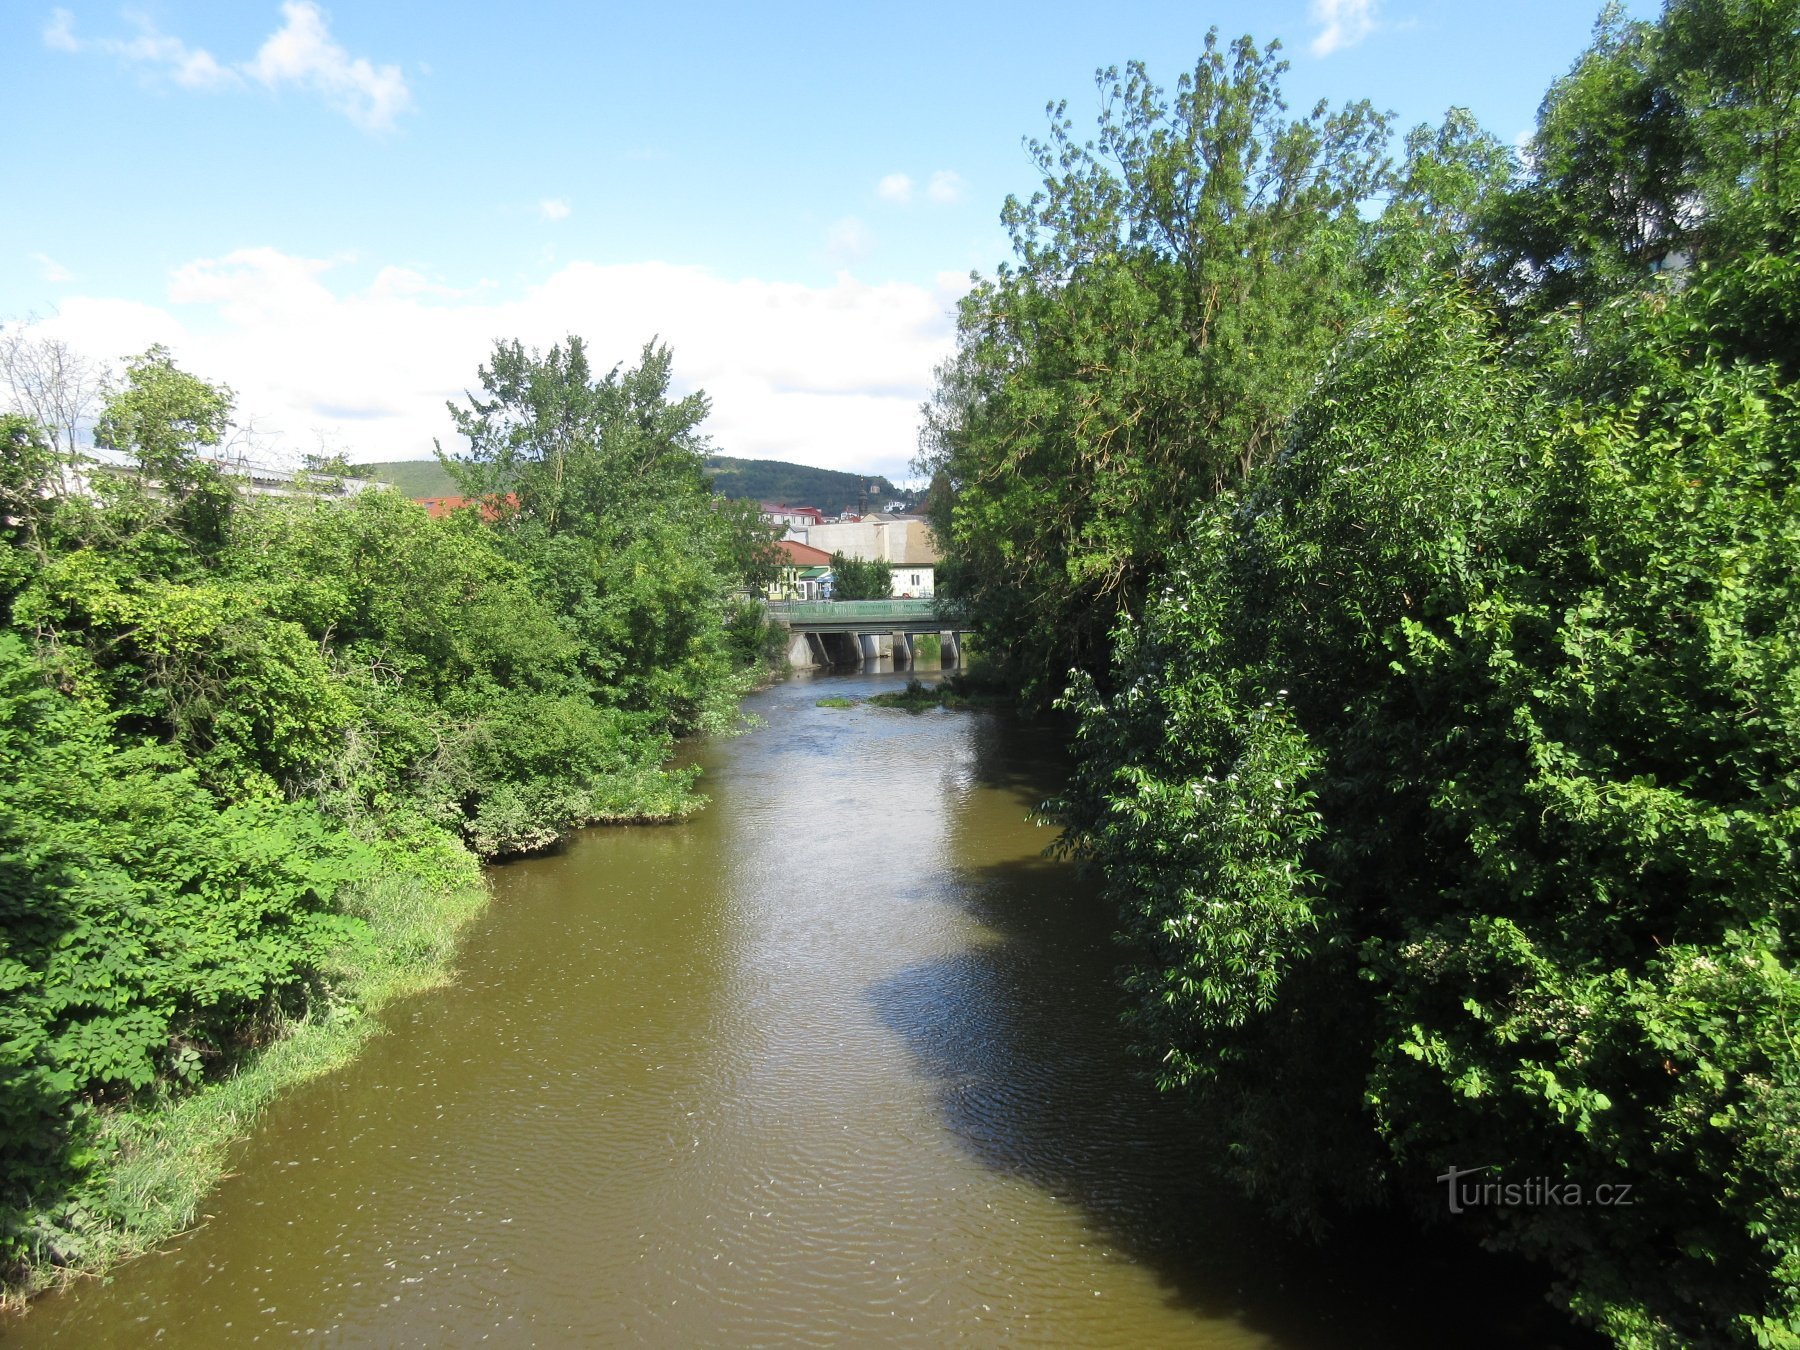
[[868, 712, 1602, 1350]]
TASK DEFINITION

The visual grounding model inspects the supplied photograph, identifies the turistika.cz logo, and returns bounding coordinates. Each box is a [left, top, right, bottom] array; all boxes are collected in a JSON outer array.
[[1437, 1164, 1636, 1214]]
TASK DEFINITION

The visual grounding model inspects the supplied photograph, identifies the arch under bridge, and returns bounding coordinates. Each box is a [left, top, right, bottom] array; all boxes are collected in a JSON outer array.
[[764, 599, 970, 671]]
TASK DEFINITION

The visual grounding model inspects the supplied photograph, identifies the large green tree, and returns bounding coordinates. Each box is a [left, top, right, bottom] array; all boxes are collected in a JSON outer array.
[[438, 336, 713, 539], [918, 33, 1392, 704], [1050, 4, 1800, 1341], [438, 336, 774, 734], [94, 345, 234, 486], [1484, 0, 1800, 369]]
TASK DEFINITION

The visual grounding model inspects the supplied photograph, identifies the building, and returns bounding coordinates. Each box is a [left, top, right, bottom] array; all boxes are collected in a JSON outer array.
[[66, 447, 375, 502], [796, 514, 940, 598], [759, 502, 826, 530], [768, 538, 834, 601]]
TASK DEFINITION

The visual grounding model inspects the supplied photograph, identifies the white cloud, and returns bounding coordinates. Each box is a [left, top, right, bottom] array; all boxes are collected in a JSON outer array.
[[33, 249, 969, 481], [32, 253, 74, 283], [825, 216, 874, 264], [43, 2, 410, 131], [246, 2, 412, 132], [1309, 0, 1377, 57], [115, 24, 240, 91], [876, 172, 914, 204], [45, 9, 242, 89], [926, 170, 964, 205], [539, 198, 572, 222]]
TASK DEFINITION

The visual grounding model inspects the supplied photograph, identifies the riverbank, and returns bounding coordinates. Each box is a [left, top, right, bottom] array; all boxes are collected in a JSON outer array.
[[0, 830, 491, 1311]]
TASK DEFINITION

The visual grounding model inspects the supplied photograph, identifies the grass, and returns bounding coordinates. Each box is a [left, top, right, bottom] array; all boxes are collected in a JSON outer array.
[[815, 695, 857, 708], [2, 833, 491, 1310], [867, 676, 1014, 714]]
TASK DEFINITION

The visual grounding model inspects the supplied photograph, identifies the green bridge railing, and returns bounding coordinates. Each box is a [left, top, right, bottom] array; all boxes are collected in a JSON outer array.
[[765, 599, 944, 624]]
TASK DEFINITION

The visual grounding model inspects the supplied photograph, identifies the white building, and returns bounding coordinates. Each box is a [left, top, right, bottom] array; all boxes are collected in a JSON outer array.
[[798, 515, 940, 598]]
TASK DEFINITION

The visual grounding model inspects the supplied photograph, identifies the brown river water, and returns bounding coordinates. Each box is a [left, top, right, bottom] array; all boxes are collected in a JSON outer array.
[[5, 671, 1588, 1347]]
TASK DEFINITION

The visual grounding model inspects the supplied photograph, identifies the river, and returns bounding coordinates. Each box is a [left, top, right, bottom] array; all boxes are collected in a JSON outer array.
[[5, 671, 1585, 1347]]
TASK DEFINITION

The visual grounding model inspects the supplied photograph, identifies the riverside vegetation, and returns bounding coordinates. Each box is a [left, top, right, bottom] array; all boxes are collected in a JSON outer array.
[[0, 335, 780, 1301], [919, 2, 1800, 1345]]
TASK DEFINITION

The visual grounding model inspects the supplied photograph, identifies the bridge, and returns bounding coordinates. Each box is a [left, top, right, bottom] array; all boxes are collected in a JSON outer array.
[[764, 599, 970, 671]]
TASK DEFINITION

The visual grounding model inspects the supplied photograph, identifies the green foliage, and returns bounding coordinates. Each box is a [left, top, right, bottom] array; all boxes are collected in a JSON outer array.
[[918, 33, 1394, 705], [2, 332, 772, 1295], [1485, 0, 1800, 370], [1058, 282, 1800, 1340], [945, 8, 1800, 1343], [0, 633, 366, 1268], [438, 335, 711, 538], [828, 550, 891, 600], [93, 346, 234, 487]]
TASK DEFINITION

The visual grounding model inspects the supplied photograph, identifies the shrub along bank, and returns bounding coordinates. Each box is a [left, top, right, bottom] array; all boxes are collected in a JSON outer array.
[[923, 2, 1800, 1342], [0, 336, 779, 1301]]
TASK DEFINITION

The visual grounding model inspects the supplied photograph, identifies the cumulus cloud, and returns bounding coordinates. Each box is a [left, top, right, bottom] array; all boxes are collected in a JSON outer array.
[[33, 249, 968, 480], [245, 2, 411, 131], [926, 170, 964, 205], [42, 2, 411, 131], [539, 198, 572, 222], [1309, 0, 1377, 57], [876, 172, 914, 204]]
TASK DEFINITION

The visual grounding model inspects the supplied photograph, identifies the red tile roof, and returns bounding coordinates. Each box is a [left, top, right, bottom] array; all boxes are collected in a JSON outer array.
[[414, 493, 517, 521], [775, 538, 833, 566]]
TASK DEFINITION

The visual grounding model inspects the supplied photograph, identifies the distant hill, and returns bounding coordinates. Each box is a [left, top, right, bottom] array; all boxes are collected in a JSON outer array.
[[363, 459, 458, 497], [702, 457, 903, 516], [362, 455, 904, 516]]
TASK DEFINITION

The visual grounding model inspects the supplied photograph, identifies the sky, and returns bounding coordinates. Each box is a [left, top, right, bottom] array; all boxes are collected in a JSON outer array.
[[2, 0, 1660, 483]]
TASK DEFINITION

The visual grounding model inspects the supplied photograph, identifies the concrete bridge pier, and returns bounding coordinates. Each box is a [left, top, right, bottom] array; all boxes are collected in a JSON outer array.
[[787, 629, 819, 671], [857, 631, 894, 668]]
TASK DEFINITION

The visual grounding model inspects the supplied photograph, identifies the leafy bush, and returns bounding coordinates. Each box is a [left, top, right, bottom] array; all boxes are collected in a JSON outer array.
[[0, 634, 366, 1268], [1058, 287, 1800, 1343]]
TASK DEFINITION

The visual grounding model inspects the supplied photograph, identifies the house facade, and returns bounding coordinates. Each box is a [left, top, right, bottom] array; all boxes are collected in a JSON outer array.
[[767, 537, 835, 600], [796, 515, 940, 598]]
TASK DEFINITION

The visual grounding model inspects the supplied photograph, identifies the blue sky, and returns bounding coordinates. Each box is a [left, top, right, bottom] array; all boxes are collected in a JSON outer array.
[[2, 1, 1658, 481]]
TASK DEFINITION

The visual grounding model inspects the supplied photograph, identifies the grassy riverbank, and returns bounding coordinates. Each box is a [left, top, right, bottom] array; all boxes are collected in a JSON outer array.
[[1, 336, 782, 1308], [2, 835, 490, 1309]]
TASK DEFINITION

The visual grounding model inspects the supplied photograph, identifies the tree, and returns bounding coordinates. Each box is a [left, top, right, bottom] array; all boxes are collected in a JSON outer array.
[[1482, 0, 1800, 369], [0, 414, 56, 564], [440, 335, 775, 735], [827, 551, 891, 600], [917, 33, 1393, 705], [0, 325, 107, 486], [438, 336, 712, 539], [93, 345, 234, 485]]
